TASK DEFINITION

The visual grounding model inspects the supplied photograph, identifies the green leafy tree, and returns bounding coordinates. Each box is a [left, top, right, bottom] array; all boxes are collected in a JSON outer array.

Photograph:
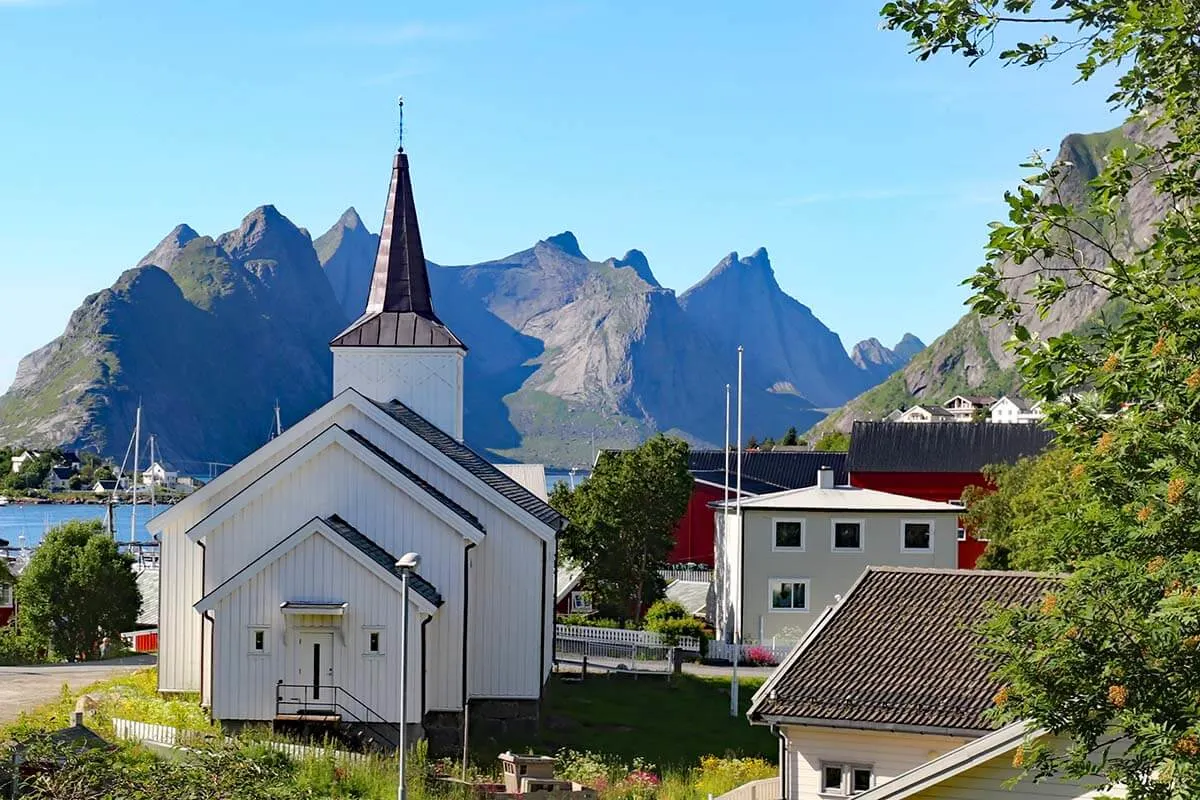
[[781, 426, 799, 446], [882, 1, 1200, 796], [17, 520, 140, 660], [963, 449, 1081, 571], [746, 436, 759, 450], [813, 431, 849, 452], [551, 435, 693, 621]]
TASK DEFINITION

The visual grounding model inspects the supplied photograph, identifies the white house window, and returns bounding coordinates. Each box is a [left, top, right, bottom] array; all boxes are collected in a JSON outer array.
[[774, 519, 805, 550], [831, 520, 863, 552], [901, 520, 934, 552], [363, 627, 386, 656], [248, 626, 269, 655], [769, 579, 809, 612], [570, 591, 593, 613], [820, 763, 873, 796], [956, 526, 967, 542], [0, 583, 11, 607]]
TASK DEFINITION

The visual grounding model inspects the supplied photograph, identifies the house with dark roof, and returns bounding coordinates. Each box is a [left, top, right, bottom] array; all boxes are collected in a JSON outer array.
[[895, 404, 957, 424], [670, 450, 848, 566], [46, 465, 75, 492], [989, 395, 1045, 424], [711, 468, 961, 644], [747, 566, 1111, 799], [848, 422, 1056, 568], [149, 127, 566, 753]]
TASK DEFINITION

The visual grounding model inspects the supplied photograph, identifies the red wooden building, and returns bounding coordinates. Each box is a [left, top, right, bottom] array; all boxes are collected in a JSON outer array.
[[846, 421, 1054, 568], [670, 450, 849, 566]]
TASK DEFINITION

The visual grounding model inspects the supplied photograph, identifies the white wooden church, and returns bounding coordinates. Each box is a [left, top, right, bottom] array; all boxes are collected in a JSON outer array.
[[149, 137, 566, 748]]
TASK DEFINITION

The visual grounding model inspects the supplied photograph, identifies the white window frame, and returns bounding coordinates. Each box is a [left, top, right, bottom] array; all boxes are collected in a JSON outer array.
[[0, 583, 11, 607], [819, 762, 874, 797], [768, 578, 810, 613], [900, 519, 935, 553], [363, 625, 386, 657], [248, 625, 270, 656], [830, 518, 865, 553], [570, 590, 593, 613], [772, 517, 806, 552], [956, 525, 967, 542]]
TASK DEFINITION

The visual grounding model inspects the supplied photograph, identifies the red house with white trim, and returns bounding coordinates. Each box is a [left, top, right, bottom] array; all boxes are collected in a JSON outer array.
[[846, 421, 1055, 567]]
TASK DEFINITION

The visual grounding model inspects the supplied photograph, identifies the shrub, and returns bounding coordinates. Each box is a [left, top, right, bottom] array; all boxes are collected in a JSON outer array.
[[745, 646, 777, 667], [0, 625, 41, 666], [644, 600, 687, 627], [650, 618, 708, 655], [559, 614, 620, 628], [692, 756, 776, 798]]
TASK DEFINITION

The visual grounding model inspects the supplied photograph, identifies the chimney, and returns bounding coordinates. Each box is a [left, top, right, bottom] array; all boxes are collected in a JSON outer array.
[[817, 466, 835, 489]]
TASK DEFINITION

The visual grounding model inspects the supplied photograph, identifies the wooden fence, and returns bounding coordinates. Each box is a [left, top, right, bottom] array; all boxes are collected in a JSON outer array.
[[111, 718, 371, 763], [556, 624, 701, 652], [658, 568, 713, 584], [714, 776, 781, 800], [706, 640, 796, 666]]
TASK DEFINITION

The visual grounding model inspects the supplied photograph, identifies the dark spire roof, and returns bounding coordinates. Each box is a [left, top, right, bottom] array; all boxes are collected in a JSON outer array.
[[331, 148, 464, 349]]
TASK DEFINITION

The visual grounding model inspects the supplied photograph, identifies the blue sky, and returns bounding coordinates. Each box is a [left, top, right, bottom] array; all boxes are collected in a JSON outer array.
[[0, 0, 1122, 388]]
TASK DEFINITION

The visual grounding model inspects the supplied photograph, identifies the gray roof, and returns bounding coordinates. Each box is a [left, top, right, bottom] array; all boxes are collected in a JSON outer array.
[[664, 579, 710, 619], [345, 428, 485, 535], [372, 399, 566, 531], [750, 566, 1056, 733], [331, 149, 463, 349], [848, 422, 1055, 473], [323, 514, 442, 607]]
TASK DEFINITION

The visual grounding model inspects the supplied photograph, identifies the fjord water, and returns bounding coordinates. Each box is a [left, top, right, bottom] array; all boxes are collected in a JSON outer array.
[[0, 503, 157, 547]]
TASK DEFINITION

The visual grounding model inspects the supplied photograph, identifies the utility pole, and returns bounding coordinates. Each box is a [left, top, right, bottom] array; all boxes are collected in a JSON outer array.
[[731, 347, 744, 717]]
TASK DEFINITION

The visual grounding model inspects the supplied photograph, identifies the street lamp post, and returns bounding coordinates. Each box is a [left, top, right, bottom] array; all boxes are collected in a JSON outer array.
[[395, 552, 421, 800]]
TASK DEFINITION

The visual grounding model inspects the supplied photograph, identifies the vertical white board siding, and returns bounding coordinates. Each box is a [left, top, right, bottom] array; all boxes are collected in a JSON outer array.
[[158, 520, 204, 692], [782, 725, 972, 800], [468, 518, 546, 699], [333, 349, 465, 440], [915, 755, 1114, 800], [212, 533, 430, 724], [543, 537, 557, 682]]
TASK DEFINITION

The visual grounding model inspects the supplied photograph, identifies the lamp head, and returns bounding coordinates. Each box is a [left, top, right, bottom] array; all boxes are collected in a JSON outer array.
[[396, 552, 421, 571]]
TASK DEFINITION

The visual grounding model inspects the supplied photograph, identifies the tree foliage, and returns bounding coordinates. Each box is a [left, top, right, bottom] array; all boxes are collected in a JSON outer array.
[[551, 435, 693, 621], [882, 0, 1200, 796], [813, 431, 850, 452], [17, 520, 140, 660], [965, 449, 1082, 571]]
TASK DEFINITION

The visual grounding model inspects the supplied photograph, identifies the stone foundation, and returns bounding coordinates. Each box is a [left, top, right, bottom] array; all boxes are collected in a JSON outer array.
[[422, 699, 541, 758]]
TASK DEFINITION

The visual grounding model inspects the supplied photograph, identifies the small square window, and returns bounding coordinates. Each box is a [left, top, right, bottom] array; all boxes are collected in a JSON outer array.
[[822, 765, 843, 793], [249, 627, 269, 654], [852, 769, 872, 793], [571, 591, 593, 612], [774, 520, 805, 549], [769, 579, 808, 611], [956, 526, 967, 542], [369, 632, 380, 653], [832, 521, 862, 551], [902, 521, 933, 551]]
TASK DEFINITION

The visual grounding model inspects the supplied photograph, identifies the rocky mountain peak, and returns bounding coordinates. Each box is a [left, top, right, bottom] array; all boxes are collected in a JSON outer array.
[[542, 231, 586, 259], [850, 337, 893, 369], [607, 249, 660, 287], [217, 205, 316, 265], [892, 332, 926, 360], [138, 223, 200, 270], [337, 207, 365, 230]]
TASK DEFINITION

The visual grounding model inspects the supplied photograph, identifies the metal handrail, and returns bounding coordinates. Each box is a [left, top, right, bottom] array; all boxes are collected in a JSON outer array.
[[275, 680, 402, 751]]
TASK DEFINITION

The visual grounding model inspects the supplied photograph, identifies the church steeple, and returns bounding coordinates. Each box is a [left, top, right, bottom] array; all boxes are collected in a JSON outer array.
[[331, 100, 466, 440]]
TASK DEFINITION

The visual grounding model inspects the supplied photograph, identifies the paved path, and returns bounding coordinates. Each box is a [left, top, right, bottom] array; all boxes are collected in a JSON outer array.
[[0, 655, 156, 725]]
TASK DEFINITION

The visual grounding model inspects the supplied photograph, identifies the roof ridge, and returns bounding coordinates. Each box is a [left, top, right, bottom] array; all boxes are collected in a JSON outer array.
[[864, 565, 1061, 579]]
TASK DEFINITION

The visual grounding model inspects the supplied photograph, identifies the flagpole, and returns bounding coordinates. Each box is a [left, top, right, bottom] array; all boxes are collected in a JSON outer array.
[[731, 346, 744, 717]]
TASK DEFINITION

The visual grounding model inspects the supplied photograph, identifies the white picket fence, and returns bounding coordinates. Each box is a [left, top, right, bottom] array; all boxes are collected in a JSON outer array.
[[112, 718, 371, 763], [707, 640, 796, 666], [659, 568, 713, 584], [556, 624, 701, 652]]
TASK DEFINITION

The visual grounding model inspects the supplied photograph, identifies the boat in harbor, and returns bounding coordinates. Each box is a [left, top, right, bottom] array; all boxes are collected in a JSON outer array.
[[0, 496, 8, 507]]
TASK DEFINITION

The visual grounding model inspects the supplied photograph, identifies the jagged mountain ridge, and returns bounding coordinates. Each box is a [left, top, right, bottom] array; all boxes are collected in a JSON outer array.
[[811, 118, 1169, 435], [0, 212, 920, 468], [850, 335, 926, 385]]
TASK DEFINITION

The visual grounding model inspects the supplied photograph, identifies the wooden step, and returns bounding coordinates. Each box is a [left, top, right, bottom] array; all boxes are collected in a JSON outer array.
[[275, 712, 342, 723]]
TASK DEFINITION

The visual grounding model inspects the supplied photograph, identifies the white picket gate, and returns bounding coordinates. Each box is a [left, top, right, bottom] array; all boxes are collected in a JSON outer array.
[[111, 718, 371, 763]]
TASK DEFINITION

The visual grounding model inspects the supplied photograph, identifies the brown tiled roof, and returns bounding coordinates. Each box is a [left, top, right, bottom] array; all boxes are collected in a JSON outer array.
[[750, 566, 1057, 733]]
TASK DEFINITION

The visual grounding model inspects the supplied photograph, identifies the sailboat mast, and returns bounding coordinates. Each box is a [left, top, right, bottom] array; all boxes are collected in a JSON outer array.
[[131, 402, 141, 543], [275, 399, 282, 439], [148, 434, 157, 511]]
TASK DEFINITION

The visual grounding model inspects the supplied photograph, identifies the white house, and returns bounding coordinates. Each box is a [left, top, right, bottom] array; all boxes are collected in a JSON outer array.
[[142, 461, 180, 488], [942, 395, 996, 421], [46, 466, 74, 492], [712, 467, 961, 644], [148, 140, 566, 753], [10, 450, 40, 474], [989, 395, 1045, 424], [894, 405, 956, 424], [748, 566, 1117, 799]]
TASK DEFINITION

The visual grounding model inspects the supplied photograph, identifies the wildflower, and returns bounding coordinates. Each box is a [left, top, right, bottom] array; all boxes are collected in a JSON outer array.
[[1065, 626, 1080, 640], [1147, 556, 1166, 572], [1102, 352, 1120, 373], [1187, 369, 1200, 393], [1168, 477, 1187, 505], [993, 686, 1009, 707], [1184, 635, 1200, 650], [1152, 337, 1168, 357], [1108, 685, 1128, 708], [1070, 464, 1086, 481], [1096, 432, 1115, 454], [1138, 506, 1154, 524], [1176, 736, 1200, 757], [1012, 745, 1025, 768], [1041, 594, 1058, 615]]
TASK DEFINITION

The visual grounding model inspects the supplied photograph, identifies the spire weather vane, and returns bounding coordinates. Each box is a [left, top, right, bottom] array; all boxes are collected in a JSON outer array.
[[397, 95, 404, 152]]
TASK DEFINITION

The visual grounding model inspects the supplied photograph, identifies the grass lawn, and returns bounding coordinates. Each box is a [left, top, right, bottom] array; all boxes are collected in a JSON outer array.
[[514, 673, 774, 769]]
